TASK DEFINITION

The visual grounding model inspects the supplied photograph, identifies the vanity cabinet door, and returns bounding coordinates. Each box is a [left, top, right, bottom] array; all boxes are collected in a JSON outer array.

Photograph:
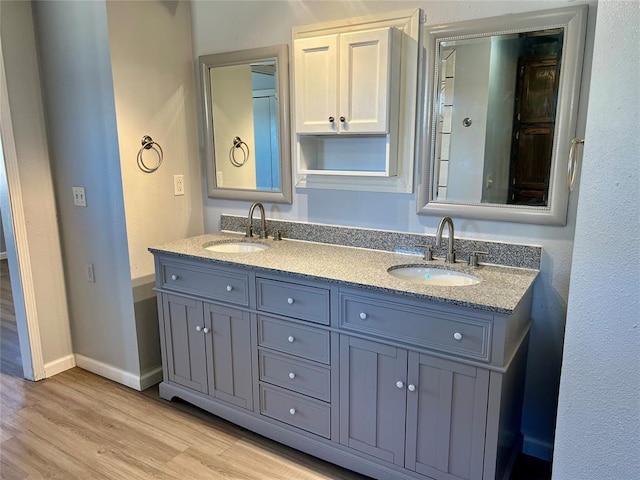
[[161, 294, 208, 394], [204, 303, 253, 410], [294, 28, 397, 135], [339, 28, 395, 134], [405, 351, 489, 480], [294, 34, 338, 134], [339, 335, 407, 467]]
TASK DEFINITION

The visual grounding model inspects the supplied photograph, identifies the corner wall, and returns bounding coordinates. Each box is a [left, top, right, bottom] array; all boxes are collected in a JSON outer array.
[[33, 0, 141, 380], [552, 1, 640, 477]]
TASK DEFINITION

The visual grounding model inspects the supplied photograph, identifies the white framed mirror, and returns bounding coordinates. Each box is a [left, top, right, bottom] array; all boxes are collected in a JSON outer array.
[[200, 45, 292, 203], [417, 6, 587, 225]]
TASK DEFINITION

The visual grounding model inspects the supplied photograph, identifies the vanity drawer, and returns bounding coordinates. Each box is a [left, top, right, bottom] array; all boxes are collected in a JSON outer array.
[[340, 292, 492, 362], [258, 316, 330, 364], [259, 384, 331, 439], [259, 350, 331, 402], [256, 278, 329, 325], [160, 261, 249, 306]]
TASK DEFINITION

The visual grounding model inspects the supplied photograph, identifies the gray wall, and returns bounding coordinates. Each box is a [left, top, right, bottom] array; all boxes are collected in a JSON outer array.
[[553, 1, 640, 477], [191, 0, 597, 459], [33, 0, 142, 377]]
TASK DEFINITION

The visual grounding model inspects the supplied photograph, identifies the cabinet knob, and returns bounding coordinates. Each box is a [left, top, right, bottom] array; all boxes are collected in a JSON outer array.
[[288, 372, 296, 380], [359, 312, 367, 320], [171, 274, 178, 281], [289, 408, 296, 415], [287, 297, 294, 305], [328, 116, 335, 123], [408, 384, 416, 392], [396, 381, 404, 389], [226, 285, 233, 292], [453, 332, 463, 341], [340, 116, 346, 123], [203, 327, 210, 334], [195, 325, 202, 332], [287, 336, 295, 343]]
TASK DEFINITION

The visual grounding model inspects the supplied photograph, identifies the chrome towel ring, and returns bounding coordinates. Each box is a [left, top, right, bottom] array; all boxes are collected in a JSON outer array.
[[229, 136, 249, 167], [137, 135, 163, 173]]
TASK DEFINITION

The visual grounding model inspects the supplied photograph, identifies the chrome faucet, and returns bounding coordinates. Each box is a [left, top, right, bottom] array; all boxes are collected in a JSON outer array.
[[435, 216, 456, 263], [246, 202, 268, 239]]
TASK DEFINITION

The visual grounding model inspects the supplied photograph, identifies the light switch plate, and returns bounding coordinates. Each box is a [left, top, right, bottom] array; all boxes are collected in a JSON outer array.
[[72, 186, 86, 207]]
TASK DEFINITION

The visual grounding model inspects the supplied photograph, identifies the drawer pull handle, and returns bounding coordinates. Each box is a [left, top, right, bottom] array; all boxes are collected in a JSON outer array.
[[195, 325, 202, 332], [287, 336, 295, 343], [203, 327, 210, 334], [408, 384, 416, 392], [171, 274, 178, 281], [226, 285, 233, 292], [288, 372, 296, 380], [396, 381, 404, 389], [289, 408, 296, 415], [287, 297, 294, 305], [359, 312, 367, 320], [453, 332, 463, 341]]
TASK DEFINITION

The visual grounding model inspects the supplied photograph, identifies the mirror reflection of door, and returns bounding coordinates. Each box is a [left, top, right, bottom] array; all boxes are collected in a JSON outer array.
[[509, 47, 562, 205], [251, 63, 280, 191]]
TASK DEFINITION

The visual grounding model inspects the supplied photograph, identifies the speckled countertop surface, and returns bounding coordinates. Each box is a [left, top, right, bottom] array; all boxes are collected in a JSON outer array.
[[149, 233, 539, 315]]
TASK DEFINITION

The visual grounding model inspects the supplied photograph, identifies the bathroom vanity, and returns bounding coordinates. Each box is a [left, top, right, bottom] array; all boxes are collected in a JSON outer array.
[[150, 233, 537, 480]]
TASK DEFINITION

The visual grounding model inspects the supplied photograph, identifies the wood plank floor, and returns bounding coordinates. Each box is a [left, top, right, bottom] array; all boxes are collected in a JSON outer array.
[[0, 368, 370, 479], [1, 259, 22, 378]]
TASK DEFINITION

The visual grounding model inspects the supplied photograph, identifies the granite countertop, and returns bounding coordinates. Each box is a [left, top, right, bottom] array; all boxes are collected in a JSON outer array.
[[149, 233, 539, 315]]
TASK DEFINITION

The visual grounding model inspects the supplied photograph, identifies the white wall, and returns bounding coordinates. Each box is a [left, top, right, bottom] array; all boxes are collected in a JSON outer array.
[[552, 1, 640, 477], [106, 0, 204, 283], [0, 0, 74, 373], [192, 0, 597, 458], [448, 39, 490, 203]]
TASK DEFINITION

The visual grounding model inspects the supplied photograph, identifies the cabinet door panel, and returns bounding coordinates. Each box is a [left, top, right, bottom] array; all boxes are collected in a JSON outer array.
[[294, 35, 338, 133], [339, 28, 391, 133], [405, 352, 489, 480], [162, 294, 207, 393], [204, 303, 253, 409], [339, 335, 406, 466]]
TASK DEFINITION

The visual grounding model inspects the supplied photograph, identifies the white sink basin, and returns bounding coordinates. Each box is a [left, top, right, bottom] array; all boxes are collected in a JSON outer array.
[[387, 266, 480, 286], [205, 241, 269, 253]]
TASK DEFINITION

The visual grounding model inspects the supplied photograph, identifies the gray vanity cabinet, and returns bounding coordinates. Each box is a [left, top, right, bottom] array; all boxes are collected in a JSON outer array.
[[161, 293, 208, 393], [339, 335, 408, 466], [153, 251, 533, 480], [405, 352, 489, 480], [160, 292, 253, 410], [340, 335, 489, 479]]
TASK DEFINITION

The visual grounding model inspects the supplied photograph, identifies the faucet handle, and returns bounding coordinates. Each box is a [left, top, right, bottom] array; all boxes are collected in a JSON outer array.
[[468, 250, 488, 267], [414, 244, 433, 261], [245, 224, 253, 238], [272, 230, 284, 241]]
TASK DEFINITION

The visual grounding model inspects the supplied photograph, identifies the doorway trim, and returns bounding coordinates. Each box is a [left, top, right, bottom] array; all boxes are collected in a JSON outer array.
[[0, 35, 45, 381]]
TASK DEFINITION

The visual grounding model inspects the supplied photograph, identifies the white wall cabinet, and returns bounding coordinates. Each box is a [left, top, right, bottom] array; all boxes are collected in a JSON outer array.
[[295, 28, 399, 135], [294, 25, 401, 178]]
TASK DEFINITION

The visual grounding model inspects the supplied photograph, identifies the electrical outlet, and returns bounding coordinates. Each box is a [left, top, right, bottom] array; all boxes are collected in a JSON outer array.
[[72, 186, 87, 207], [173, 175, 185, 196], [86, 263, 95, 282]]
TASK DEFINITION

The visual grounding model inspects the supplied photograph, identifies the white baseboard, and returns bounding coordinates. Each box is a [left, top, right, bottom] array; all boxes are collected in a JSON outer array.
[[523, 435, 554, 461], [140, 366, 163, 390], [44, 354, 76, 377], [75, 354, 161, 391], [0, 252, 7, 260]]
